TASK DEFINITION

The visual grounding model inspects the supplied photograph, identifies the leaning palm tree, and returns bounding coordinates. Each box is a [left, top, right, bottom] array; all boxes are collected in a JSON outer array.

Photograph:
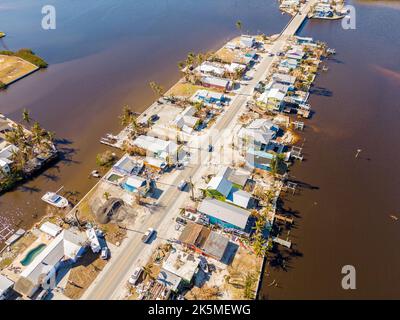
[[149, 81, 165, 99], [22, 108, 32, 124]]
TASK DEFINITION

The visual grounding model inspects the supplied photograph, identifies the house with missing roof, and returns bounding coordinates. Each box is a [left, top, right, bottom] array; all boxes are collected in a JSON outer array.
[[161, 250, 200, 285], [112, 155, 143, 176], [178, 222, 230, 262], [197, 198, 253, 234], [206, 166, 253, 209], [14, 230, 87, 298]]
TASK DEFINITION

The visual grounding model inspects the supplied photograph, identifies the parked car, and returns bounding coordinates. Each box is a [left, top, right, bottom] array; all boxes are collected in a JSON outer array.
[[129, 267, 143, 286], [142, 228, 155, 243], [175, 217, 187, 225], [100, 247, 110, 260], [177, 180, 187, 191], [150, 114, 159, 122]]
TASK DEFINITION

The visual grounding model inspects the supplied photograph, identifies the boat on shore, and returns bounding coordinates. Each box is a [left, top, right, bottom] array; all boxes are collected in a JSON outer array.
[[41, 191, 69, 208]]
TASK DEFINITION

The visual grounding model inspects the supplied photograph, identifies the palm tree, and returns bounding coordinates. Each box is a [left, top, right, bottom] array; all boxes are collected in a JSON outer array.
[[31, 122, 45, 147], [149, 81, 164, 99], [252, 235, 267, 257], [185, 52, 196, 67], [103, 192, 111, 201], [120, 105, 133, 127], [22, 108, 31, 124]]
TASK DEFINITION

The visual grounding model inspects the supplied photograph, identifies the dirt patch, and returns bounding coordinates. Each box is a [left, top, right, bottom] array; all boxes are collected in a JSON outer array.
[[64, 251, 107, 299], [167, 82, 205, 97], [223, 247, 262, 299]]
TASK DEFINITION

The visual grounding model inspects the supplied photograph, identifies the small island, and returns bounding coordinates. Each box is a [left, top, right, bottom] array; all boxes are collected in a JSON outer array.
[[0, 48, 48, 89]]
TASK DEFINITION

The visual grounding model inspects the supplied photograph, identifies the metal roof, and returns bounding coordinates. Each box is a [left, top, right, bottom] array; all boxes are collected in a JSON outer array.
[[203, 232, 229, 261], [198, 198, 250, 230]]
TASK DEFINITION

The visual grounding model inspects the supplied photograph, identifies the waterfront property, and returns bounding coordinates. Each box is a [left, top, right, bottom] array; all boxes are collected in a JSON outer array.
[[172, 106, 200, 134], [161, 250, 200, 284], [206, 166, 253, 209], [191, 89, 226, 106], [132, 135, 183, 164], [178, 222, 230, 262], [238, 118, 279, 150], [200, 76, 231, 91], [13, 229, 86, 298], [197, 198, 253, 233], [112, 155, 144, 176], [245, 147, 275, 172]]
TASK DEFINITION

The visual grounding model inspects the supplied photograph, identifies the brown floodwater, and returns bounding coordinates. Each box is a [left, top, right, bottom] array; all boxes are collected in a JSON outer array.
[[260, 1, 400, 299], [0, 1, 288, 229]]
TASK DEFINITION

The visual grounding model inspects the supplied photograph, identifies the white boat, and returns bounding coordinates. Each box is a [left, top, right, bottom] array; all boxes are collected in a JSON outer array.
[[41, 192, 69, 208]]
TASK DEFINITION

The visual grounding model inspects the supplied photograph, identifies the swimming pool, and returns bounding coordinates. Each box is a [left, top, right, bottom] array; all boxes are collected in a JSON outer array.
[[20, 243, 47, 266], [122, 182, 136, 193]]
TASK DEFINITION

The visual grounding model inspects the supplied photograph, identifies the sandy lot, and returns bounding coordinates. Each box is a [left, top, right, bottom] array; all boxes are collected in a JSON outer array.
[[0, 55, 38, 85]]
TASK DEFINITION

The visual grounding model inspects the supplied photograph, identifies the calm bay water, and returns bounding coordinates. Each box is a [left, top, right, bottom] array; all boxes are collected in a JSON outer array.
[[260, 0, 400, 299], [1, 0, 399, 299]]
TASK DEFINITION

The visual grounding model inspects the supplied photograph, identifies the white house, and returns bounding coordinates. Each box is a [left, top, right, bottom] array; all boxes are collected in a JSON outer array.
[[86, 228, 101, 253], [0, 274, 14, 300], [225, 62, 247, 74], [272, 73, 297, 86], [15, 230, 86, 297], [172, 106, 199, 133], [238, 119, 279, 149], [132, 135, 182, 163], [40, 222, 62, 238], [195, 62, 225, 77], [240, 35, 256, 48]]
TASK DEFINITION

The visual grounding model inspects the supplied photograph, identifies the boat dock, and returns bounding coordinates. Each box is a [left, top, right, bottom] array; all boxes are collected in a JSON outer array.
[[5, 229, 25, 246], [274, 214, 294, 224], [272, 236, 292, 248]]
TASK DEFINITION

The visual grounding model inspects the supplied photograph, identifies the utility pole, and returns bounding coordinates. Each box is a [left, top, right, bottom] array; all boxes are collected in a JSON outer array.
[[189, 176, 195, 201]]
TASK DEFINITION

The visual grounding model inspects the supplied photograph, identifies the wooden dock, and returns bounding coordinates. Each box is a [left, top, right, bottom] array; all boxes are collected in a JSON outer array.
[[272, 237, 292, 248], [275, 214, 294, 224]]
